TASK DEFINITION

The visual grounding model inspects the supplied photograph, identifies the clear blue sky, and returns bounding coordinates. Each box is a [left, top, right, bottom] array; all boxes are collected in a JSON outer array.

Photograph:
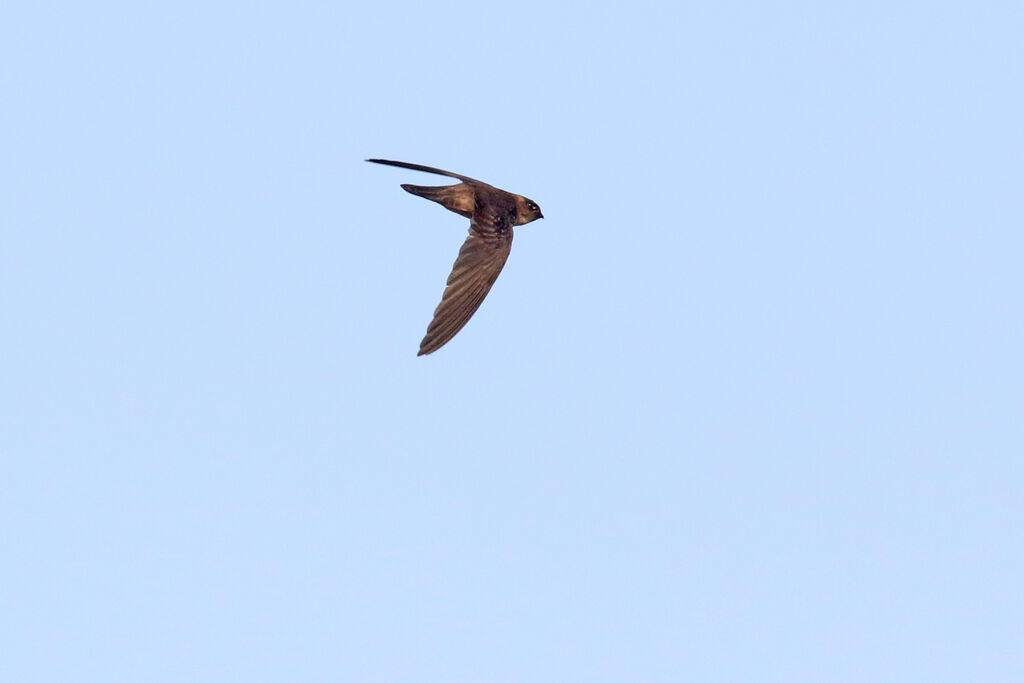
[[2, 2, 1022, 681]]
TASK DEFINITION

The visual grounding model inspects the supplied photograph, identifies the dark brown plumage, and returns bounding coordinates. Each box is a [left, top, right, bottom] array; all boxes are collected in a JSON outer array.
[[367, 159, 544, 355]]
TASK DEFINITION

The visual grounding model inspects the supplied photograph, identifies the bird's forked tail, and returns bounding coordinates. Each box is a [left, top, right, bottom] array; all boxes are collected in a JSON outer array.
[[400, 183, 475, 218]]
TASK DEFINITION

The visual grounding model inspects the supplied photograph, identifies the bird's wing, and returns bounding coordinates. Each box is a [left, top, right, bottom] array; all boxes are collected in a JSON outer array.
[[418, 219, 513, 355], [366, 158, 481, 184]]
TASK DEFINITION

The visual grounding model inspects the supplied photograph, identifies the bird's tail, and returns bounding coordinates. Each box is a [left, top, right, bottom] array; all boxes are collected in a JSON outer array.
[[401, 184, 474, 218]]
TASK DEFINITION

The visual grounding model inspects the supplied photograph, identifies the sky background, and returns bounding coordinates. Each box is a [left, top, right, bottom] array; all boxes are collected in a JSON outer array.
[[2, 2, 1022, 681]]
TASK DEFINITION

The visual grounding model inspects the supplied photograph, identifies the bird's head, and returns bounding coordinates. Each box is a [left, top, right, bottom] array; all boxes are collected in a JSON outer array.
[[516, 196, 544, 224]]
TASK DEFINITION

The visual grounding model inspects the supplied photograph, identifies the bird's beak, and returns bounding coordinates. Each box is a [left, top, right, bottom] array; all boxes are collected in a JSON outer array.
[[538, 211, 544, 219]]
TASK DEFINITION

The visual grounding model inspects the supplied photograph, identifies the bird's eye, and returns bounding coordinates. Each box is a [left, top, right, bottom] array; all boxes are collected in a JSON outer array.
[[528, 202, 538, 211]]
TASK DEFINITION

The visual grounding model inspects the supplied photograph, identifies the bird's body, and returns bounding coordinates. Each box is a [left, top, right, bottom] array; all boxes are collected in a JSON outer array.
[[367, 159, 544, 355]]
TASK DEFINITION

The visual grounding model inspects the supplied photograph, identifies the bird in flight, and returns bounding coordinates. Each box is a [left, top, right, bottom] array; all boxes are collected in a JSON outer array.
[[367, 159, 544, 355]]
